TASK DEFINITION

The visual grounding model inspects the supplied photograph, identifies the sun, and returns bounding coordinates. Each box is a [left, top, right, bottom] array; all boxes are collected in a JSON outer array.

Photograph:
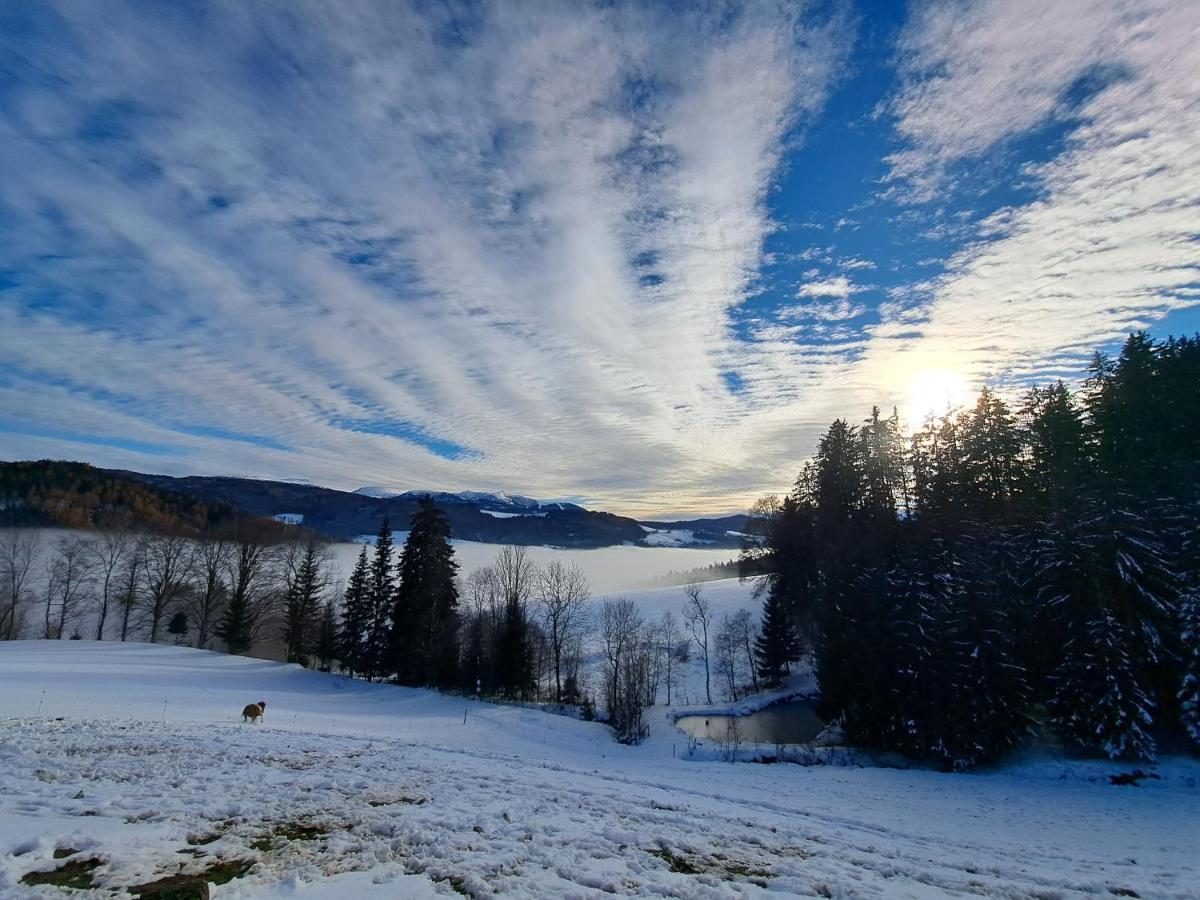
[[906, 367, 971, 423]]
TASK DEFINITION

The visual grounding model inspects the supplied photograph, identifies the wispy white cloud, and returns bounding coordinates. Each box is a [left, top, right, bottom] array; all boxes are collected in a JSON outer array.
[[795, 275, 864, 300], [857, 0, 1200, 420], [0, 0, 852, 516]]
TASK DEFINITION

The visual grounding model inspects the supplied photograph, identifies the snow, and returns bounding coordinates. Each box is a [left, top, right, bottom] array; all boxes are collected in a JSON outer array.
[[478, 509, 546, 519], [3, 641, 1199, 899], [272, 514, 304, 526], [641, 528, 709, 547]]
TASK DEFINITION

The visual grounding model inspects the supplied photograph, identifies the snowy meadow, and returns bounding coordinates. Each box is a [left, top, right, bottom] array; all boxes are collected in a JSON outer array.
[[4, 628, 1200, 897]]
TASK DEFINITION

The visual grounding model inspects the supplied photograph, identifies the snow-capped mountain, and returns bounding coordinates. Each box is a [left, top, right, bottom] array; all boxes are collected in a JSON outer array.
[[354, 487, 582, 513]]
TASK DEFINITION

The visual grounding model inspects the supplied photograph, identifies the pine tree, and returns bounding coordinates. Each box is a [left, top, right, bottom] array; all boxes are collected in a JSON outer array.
[[365, 518, 395, 680], [339, 545, 371, 677], [1180, 589, 1200, 748], [859, 406, 906, 520], [216, 583, 254, 655], [961, 387, 1022, 517], [1022, 381, 1088, 508], [755, 583, 800, 685], [936, 539, 1031, 769], [391, 496, 460, 687], [496, 598, 532, 698], [281, 540, 326, 665], [167, 610, 189, 645], [315, 599, 340, 673], [1031, 494, 1176, 760], [1052, 608, 1157, 760]]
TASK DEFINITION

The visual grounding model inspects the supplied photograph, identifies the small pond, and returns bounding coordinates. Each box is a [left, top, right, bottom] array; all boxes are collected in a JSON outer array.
[[675, 699, 824, 745]]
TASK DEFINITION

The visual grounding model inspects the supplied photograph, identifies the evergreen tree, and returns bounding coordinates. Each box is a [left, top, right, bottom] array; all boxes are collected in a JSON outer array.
[[1030, 495, 1176, 760], [859, 406, 906, 520], [1022, 381, 1088, 508], [281, 540, 326, 665], [339, 545, 371, 676], [961, 387, 1022, 517], [936, 538, 1031, 768], [1180, 585, 1200, 748], [1052, 608, 1157, 760], [364, 518, 394, 680], [755, 583, 801, 686], [496, 598, 532, 698], [216, 581, 254, 655], [391, 496, 460, 687], [167, 610, 189, 645], [315, 599, 340, 673]]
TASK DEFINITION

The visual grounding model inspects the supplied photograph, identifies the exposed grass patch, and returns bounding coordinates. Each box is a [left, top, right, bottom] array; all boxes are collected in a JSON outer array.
[[645, 846, 701, 875], [20, 857, 102, 890], [130, 873, 211, 899], [130, 858, 251, 898], [52, 847, 78, 859], [431, 873, 470, 895], [367, 795, 427, 807], [185, 832, 222, 846], [645, 846, 770, 882], [251, 820, 328, 852], [202, 857, 254, 885]]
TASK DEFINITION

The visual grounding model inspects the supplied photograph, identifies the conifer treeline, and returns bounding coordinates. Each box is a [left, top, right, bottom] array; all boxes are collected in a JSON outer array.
[[747, 333, 1200, 768], [339, 496, 462, 688]]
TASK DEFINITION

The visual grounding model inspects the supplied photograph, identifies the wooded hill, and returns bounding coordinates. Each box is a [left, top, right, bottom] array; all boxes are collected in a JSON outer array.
[[0, 460, 275, 536]]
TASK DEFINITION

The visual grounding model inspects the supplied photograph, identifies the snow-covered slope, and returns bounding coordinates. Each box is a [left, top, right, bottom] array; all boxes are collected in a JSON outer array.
[[353, 487, 580, 513], [3, 641, 1198, 898]]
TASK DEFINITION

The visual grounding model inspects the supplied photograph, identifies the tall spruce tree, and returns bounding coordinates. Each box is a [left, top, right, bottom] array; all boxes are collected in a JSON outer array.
[[1031, 495, 1176, 760], [365, 518, 395, 680], [339, 545, 370, 676], [281, 540, 326, 665], [314, 599, 340, 673], [755, 584, 800, 685], [391, 496, 460, 687]]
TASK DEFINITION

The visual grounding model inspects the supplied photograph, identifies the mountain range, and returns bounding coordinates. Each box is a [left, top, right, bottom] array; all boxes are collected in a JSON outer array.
[[0, 461, 747, 549]]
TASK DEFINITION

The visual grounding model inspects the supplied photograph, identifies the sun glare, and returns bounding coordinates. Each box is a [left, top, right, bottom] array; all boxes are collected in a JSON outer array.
[[906, 367, 970, 423]]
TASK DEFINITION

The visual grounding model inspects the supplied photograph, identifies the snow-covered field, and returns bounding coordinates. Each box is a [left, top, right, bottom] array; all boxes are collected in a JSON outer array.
[[3, 642, 1199, 898]]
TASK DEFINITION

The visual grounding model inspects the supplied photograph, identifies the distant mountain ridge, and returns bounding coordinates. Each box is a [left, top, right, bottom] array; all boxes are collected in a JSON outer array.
[[0, 460, 747, 549], [353, 487, 583, 513]]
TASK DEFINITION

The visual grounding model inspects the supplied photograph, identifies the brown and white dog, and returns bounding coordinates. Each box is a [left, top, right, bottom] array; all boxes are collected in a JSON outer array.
[[242, 700, 267, 724]]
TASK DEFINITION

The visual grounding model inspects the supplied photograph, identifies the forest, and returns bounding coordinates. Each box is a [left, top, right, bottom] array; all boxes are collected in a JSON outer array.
[[746, 333, 1200, 767]]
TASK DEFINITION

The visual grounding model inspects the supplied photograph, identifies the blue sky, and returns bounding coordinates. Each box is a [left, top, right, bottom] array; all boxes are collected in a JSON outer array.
[[1, 0, 1197, 517]]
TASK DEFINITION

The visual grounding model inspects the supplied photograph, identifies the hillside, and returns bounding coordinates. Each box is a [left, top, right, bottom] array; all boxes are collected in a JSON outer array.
[[0, 462, 743, 549], [0, 460, 274, 536], [123, 471, 651, 547], [2, 641, 1197, 898]]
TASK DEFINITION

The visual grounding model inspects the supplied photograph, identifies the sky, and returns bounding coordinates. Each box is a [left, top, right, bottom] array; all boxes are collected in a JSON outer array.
[[1, 0, 1198, 519]]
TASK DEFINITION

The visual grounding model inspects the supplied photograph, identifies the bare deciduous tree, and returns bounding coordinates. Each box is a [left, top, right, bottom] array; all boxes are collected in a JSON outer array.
[[116, 537, 147, 641], [659, 610, 681, 705], [44, 536, 94, 640], [600, 597, 651, 744], [493, 546, 538, 697], [217, 529, 280, 654], [143, 534, 194, 643], [1, 529, 41, 640], [190, 537, 230, 649], [683, 580, 713, 704], [715, 614, 741, 701], [731, 608, 760, 693], [537, 560, 590, 702], [90, 529, 132, 640]]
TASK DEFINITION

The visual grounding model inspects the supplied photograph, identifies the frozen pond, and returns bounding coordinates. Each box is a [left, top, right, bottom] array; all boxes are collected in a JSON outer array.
[[675, 699, 824, 745]]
